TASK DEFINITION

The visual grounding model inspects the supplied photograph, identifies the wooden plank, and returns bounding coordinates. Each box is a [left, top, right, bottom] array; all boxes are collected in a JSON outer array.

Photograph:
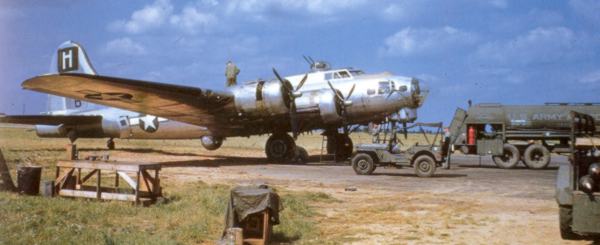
[[55, 168, 74, 189], [117, 171, 137, 188], [141, 170, 153, 193], [576, 137, 600, 146], [80, 169, 97, 183], [56, 160, 161, 171], [59, 189, 136, 201]]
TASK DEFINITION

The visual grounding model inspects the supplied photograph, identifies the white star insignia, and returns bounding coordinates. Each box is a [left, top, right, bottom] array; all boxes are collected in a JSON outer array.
[[139, 115, 159, 133]]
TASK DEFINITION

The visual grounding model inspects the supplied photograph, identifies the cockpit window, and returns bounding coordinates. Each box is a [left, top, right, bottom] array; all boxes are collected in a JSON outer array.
[[378, 81, 391, 94]]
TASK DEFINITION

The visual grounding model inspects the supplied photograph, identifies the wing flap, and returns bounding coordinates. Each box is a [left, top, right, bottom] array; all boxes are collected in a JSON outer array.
[[22, 74, 234, 127]]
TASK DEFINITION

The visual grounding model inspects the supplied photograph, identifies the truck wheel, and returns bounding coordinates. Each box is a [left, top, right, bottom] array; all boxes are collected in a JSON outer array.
[[413, 155, 436, 177], [352, 153, 375, 175], [492, 144, 519, 169], [523, 144, 550, 169], [559, 205, 582, 240]]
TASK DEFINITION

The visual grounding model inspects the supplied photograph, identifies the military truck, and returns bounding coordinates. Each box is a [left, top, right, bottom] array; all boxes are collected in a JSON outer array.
[[448, 103, 600, 169], [556, 111, 600, 240]]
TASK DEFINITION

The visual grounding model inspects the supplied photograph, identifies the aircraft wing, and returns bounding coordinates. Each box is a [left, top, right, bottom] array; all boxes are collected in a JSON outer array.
[[0, 114, 102, 125], [22, 74, 234, 127]]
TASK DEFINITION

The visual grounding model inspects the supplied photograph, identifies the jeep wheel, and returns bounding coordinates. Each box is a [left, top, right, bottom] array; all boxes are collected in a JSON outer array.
[[413, 155, 436, 177], [352, 153, 375, 175]]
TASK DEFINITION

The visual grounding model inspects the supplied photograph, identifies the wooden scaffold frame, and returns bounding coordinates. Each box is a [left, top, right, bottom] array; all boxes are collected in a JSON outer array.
[[54, 160, 162, 205]]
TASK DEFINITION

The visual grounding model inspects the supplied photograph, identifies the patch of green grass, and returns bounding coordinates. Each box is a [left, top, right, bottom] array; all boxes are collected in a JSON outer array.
[[0, 181, 326, 244]]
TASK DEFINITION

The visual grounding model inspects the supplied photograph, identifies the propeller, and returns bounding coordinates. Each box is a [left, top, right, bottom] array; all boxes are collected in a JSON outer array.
[[326, 80, 356, 132], [272, 68, 308, 139], [402, 121, 408, 139]]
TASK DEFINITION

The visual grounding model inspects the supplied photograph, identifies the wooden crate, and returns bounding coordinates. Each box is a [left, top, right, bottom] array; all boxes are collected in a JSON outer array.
[[55, 160, 162, 205], [241, 210, 272, 245]]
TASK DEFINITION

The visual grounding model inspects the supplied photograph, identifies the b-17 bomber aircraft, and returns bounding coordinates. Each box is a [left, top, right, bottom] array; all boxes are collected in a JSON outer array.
[[1, 41, 428, 162]]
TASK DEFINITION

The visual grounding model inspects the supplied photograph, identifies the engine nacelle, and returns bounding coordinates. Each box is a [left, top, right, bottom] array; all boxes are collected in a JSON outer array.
[[201, 135, 224, 151], [35, 125, 67, 137], [232, 80, 290, 117]]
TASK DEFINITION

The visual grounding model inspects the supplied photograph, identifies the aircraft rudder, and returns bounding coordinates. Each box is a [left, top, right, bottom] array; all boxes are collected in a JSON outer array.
[[50, 40, 97, 75]]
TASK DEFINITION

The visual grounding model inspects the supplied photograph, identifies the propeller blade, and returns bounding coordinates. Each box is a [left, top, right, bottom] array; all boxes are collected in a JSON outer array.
[[296, 74, 308, 91], [346, 83, 356, 99], [386, 90, 395, 99], [272, 68, 284, 83], [327, 80, 344, 102]]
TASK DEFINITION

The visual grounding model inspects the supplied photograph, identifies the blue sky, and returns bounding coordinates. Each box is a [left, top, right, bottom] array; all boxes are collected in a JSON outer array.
[[1, 0, 599, 124]]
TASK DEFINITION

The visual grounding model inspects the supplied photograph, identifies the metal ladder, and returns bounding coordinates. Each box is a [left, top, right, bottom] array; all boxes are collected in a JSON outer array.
[[319, 135, 337, 162]]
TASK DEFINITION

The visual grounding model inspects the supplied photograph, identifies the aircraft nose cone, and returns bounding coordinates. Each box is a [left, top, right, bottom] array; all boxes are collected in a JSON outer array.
[[410, 78, 428, 108]]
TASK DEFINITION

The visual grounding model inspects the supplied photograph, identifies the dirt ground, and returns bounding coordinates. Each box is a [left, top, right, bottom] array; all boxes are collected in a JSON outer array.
[[102, 145, 588, 244]]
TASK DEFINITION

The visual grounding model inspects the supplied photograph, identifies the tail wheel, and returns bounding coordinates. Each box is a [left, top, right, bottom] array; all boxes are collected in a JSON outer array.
[[413, 155, 436, 177], [351, 153, 375, 175], [266, 133, 295, 162], [523, 144, 550, 169], [492, 144, 519, 169]]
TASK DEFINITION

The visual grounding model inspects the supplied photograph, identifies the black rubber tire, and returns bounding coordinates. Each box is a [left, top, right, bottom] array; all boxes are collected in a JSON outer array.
[[559, 205, 582, 240], [265, 134, 296, 162], [352, 153, 375, 175], [107, 139, 115, 150], [413, 155, 436, 177], [523, 144, 551, 169], [492, 144, 520, 169]]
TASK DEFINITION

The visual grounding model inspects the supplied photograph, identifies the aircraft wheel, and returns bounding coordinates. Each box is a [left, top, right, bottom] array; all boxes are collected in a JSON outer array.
[[352, 153, 375, 175], [413, 155, 436, 177], [523, 144, 550, 169], [265, 133, 295, 162], [559, 205, 582, 240], [492, 144, 519, 169], [107, 138, 115, 150]]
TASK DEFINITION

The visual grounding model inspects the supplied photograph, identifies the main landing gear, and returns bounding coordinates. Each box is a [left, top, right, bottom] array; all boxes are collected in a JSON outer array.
[[265, 130, 353, 163]]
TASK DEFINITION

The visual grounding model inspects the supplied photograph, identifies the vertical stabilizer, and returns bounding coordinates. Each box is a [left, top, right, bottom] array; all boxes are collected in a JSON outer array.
[[47, 41, 100, 114]]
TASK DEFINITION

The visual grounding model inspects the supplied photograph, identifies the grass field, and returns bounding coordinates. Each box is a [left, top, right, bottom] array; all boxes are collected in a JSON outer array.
[[0, 127, 352, 244]]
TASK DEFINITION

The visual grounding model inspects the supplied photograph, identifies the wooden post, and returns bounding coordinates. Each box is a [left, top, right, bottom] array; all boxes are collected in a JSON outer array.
[[66, 144, 77, 160], [96, 169, 101, 200], [135, 171, 140, 204], [0, 149, 16, 192]]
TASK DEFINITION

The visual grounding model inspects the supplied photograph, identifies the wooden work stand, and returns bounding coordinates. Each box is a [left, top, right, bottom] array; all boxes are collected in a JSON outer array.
[[54, 160, 162, 205]]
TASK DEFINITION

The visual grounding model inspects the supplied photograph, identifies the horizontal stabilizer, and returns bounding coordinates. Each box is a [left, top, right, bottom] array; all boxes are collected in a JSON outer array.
[[0, 115, 102, 125]]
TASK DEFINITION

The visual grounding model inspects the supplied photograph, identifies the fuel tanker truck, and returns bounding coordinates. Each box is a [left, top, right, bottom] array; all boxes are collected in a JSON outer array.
[[448, 103, 600, 169]]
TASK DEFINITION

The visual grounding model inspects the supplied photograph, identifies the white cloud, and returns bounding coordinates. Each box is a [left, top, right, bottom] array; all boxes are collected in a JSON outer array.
[[474, 27, 586, 65], [579, 70, 600, 84], [170, 6, 216, 34], [382, 4, 407, 21], [380, 26, 478, 57], [109, 0, 173, 34], [224, 0, 367, 16], [105, 38, 146, 56]]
